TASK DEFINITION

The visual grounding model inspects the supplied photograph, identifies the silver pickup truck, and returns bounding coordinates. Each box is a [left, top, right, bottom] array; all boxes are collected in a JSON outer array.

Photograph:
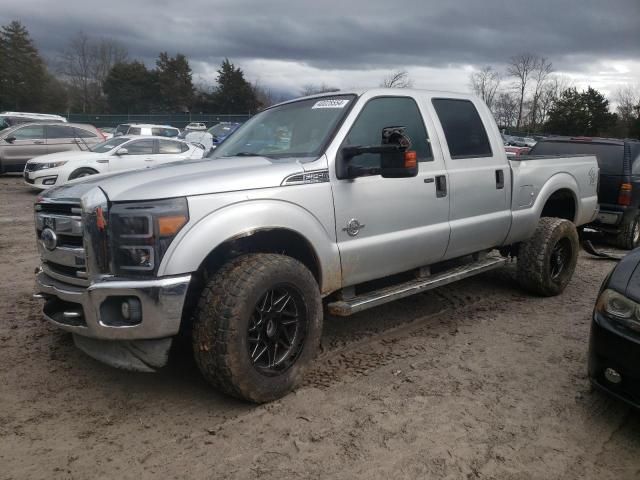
[[33, 89, 599, 402]]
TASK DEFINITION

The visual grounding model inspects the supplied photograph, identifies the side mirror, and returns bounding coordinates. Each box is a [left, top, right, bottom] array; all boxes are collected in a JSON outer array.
[[5, 136, 16, 143], [338, 126, 418, 179], [115, 148, 128, 156]]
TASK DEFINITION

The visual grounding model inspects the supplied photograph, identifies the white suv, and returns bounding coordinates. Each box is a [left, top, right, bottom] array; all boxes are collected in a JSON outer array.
[[114, 123, 180, 138]]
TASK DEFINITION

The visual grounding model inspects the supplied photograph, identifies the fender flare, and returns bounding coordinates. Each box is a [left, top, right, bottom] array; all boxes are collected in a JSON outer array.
[[158, 199, 342, 294]]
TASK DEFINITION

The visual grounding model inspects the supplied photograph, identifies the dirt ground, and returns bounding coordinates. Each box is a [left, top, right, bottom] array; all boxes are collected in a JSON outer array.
[[1, 174, 639, 480]]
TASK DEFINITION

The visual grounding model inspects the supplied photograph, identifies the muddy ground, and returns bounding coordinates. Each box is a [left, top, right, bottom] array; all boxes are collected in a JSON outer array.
[[1, 175, 639, 479]]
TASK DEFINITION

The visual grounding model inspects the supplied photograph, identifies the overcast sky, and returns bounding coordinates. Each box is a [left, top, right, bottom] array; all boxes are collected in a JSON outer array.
[[2, 0, 639, 100]]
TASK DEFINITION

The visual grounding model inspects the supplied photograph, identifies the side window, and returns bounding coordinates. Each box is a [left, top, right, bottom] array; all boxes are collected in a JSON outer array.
[[344, 97, 432, 169], [12, 125, 45, 140], [125, 139, 154, 155], [158, 140, 183, 154], [128, 127, 142, 135], [74, 127, 98, 138], [432, 99, 492, 159], [46, 125, 75, 139]]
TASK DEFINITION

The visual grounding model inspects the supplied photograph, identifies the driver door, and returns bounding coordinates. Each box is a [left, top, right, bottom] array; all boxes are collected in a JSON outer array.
[[107, 138, 155, 172], [331, 96, 451, 287], [3, 125, 47, 171]]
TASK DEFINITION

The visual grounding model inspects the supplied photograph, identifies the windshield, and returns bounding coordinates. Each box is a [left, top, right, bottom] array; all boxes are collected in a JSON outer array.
[[208, 123, 238, 138], [211, 95, 355, 159], [91, 137, 130, 153]]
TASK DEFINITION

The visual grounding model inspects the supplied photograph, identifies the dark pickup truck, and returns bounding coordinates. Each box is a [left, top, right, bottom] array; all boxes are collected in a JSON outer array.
[[530, 137, 640, 249]]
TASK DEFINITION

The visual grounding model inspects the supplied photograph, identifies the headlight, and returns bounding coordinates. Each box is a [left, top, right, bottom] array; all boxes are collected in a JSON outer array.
[[596, 289, 640, 332], [40, 161, 68, 170], [109, 197, 189, 276]]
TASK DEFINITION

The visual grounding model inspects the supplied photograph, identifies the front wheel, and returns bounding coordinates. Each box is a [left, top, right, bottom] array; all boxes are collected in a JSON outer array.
[[68, 167, 98, 180], [192, 254, 323, 403], [516, 217, 579, 296]]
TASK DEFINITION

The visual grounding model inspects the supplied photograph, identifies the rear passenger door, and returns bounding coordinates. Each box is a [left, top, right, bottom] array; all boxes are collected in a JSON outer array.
[[156, 139, 191, 164], [430, 98, 511, 259], [46, 125, 79, 154]]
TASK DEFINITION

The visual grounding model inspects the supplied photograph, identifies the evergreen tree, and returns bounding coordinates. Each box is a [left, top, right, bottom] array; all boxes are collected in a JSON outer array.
[[210, 58, 260, 113], [545, 86, 615, 136], [155, 52, 194, 112], [104, 61, 157, 113], [0, 21, 46, 110]]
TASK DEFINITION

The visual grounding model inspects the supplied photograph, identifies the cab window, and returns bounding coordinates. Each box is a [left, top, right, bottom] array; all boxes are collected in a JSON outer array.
[[343, 97, 432, 169]]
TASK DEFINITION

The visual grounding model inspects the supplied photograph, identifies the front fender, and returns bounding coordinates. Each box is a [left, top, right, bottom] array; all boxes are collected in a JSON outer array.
[[158, 197, 342, 294]]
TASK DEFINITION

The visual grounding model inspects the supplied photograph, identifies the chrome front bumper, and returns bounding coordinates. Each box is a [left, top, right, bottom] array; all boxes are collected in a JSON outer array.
[[35, 270, 191, 340]]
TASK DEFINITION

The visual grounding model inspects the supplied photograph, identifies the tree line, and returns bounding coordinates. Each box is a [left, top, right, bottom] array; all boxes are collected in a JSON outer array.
[[1, 21, 639, 138], [469, 53, 640, 138]]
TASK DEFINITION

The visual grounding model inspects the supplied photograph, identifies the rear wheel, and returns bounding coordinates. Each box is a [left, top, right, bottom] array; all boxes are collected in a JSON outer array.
[[192, 254, 322, 403], [609, 214, 640, 250], [68, 167, 98, 180], [517, 217, 579, 296]]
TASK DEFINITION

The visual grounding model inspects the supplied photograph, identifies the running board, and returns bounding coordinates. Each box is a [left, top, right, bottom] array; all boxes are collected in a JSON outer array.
[[327, 255, 507, 316]]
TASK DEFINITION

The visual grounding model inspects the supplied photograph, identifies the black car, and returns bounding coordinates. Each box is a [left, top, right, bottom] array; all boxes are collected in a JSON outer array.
[[529, 137, 640, 249], [589, 249, 640, 408]]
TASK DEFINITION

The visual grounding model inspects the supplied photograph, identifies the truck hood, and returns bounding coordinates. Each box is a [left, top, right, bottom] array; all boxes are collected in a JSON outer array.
[[40, 156, 311, 202]]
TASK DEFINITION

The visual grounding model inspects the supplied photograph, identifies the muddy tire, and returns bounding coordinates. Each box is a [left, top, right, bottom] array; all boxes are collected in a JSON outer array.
[[68, 167, 98, 180], [609, 215, 640, 250], [516, 217, 579, 296], [192, 254, 322, 403]]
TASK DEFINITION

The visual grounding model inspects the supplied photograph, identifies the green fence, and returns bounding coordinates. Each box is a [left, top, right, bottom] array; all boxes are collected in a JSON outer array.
[[57, 113, 252, 129]]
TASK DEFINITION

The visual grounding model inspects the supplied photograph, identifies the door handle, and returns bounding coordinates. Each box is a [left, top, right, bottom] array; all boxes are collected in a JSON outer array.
[[435, 175, 447, 198], [144, 158, 154, 162], [496, 169, 505, 189], [33, 140, 44, 144]]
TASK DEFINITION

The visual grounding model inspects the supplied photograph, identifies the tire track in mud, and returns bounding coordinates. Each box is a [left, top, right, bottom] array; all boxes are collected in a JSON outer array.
[[305, 270, 515, 389]]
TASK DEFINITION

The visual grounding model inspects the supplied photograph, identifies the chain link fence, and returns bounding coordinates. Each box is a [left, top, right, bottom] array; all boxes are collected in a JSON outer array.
[[57, 113, 252, 128]]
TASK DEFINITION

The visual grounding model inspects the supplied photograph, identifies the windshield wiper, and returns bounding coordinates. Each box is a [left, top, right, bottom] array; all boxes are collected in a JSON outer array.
[[231, 152, 262, 157]]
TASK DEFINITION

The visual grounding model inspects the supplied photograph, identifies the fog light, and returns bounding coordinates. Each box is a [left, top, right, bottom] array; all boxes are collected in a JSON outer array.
[[43, 177, 57, 185], [121, 298, 142, 323], [604, 367, 622, 384]]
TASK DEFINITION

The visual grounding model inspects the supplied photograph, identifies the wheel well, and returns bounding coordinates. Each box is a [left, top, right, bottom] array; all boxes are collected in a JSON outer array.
[[541, 189, 576, 222], [69, 167, 98, 178], [179, 229, 322, 334]]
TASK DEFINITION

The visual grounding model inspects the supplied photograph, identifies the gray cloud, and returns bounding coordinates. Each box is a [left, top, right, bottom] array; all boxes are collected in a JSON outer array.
[[2, 0, 639, 91]]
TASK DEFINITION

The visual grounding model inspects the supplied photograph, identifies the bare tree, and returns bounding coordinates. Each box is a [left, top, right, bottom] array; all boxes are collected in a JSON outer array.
[[528, 57, 553, 130], [469, 66, 501, 110], [493, 91, 519, 128], [537, 75, 573, 128], [59, 32, 127, 112], [507, 53, 537, 129], [380, 70, 413, 89], [300, 83, 340, 96], [615, 84, 640, 136]]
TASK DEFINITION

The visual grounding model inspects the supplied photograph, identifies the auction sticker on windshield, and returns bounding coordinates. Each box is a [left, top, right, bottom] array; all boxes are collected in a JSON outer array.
[[312, 99, 350, 109]]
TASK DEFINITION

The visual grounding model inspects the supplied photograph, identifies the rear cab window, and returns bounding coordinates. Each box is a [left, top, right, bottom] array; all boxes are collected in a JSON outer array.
[[431, 98, 492, 159], [115, 124, 130, 136]]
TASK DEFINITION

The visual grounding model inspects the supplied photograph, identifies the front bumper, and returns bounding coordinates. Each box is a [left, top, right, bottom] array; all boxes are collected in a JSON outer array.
[[23, 170, 58, 189], [35, 270, 191, 341], [588, 312, 640, 409]]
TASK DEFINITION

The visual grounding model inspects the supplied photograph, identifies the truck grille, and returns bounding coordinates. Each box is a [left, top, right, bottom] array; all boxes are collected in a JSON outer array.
[[35, 201, 89, 287]]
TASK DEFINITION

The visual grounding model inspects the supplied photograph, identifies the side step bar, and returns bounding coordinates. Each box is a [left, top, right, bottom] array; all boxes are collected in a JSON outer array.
[[327, 255, 507, 316]]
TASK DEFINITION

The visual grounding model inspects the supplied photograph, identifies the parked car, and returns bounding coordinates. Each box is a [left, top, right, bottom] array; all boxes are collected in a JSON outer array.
[[0, 112, 67, 131], [33, 89, 598, 402], [99, 127, 116, 140], [0, 122, 104, 174], [506, 136, 536, 148], [207, 122, 241, 148], [504, 145, 530, 157], [185, 122, 207, 131], [114, 123, 180, 138], [24, 136, 204, 189], [529, 137, 640, 249], [589, 249, 640, 408]]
